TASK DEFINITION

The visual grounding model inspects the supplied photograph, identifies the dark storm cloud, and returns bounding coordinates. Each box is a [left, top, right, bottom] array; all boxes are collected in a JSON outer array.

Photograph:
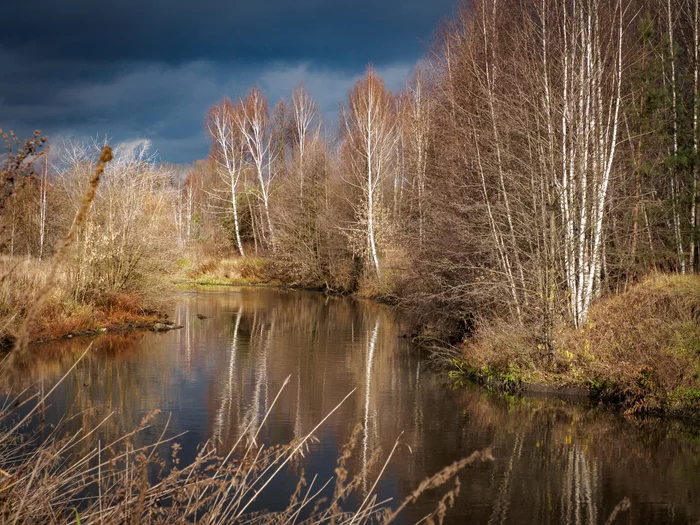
[[0, 0, 455, 163]]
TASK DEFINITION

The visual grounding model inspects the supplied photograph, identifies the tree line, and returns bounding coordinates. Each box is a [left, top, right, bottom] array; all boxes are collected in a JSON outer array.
[[1, 0, 698, 343]]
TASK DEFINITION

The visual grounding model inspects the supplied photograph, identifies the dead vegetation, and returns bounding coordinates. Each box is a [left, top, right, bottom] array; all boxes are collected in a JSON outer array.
[[0, 357, 494, 524], [176, 255, 272, 287], [456, 274, 700, 418]]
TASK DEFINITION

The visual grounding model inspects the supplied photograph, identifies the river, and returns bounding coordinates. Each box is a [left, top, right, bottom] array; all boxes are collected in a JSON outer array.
[[6, 287, 700, 523]]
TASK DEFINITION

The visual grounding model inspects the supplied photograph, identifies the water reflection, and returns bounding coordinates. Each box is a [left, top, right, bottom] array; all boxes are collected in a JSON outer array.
[[3, 287, 700, 524]]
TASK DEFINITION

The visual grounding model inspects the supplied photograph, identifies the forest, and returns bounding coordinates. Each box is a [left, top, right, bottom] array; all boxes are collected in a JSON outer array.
[[1, 0, 700, 522], [2, 0, 700, 411]]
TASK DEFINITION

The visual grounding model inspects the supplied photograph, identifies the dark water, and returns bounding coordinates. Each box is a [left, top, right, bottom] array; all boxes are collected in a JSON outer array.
[[6, 287, 700, 523]]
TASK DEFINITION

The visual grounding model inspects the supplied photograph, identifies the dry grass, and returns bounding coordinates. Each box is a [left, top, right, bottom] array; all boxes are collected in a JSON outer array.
[[177, 256, 272, 286], [0, 359, 493, 524], [558, 273, 700, 415], [0, 257, 162, 348], [455, 273, 700, 417], [12, 146, 112, 359]]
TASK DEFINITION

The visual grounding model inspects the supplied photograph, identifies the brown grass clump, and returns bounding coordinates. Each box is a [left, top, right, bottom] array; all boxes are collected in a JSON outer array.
[[0, 257, 162, 349], [459, 320, 543, 383], [456, 273, 700, 418], [558, 273, 700, 415], [180, 256, 272, 286]]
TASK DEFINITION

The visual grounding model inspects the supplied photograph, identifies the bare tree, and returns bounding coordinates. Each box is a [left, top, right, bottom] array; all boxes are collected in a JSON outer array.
[[343, 68, 398, 280], [692, 0, 699, 271], [292, 85, 318, 200], [208, 98, 246, 256], [403, 70, 431, 250], [238, 88, 275, 247], [38, 154, 49, 259]]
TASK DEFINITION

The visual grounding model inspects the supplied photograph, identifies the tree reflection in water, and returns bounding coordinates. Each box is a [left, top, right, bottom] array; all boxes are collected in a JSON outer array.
[[3, 287, 700, 524]]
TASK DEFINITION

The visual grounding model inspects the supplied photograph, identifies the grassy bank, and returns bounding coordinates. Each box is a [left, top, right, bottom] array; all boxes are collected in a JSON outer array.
[[450, 274, 700, 419], [173, 255, 274, 287], [0, 257, 170, 349], [173, 254, 409, 299]]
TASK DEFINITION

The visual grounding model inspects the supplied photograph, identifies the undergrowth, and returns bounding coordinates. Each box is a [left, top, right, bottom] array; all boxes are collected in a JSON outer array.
[[451, 273, 700, 419]]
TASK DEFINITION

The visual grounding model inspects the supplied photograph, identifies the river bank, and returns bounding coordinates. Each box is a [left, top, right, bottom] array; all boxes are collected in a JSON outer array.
[[449, 274, 700, 421], [0, 256, 177, 351], [167, 256, 700, 420], [185, 257, 700, 420], [5, 252, 700, 422]]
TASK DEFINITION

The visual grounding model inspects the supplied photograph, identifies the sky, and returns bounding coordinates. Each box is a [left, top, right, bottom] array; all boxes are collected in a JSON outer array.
[[0, 0, 456, 164]]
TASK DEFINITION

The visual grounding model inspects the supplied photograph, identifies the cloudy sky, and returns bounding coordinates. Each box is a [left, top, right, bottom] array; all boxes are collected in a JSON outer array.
[[0, 0, 455, 163]]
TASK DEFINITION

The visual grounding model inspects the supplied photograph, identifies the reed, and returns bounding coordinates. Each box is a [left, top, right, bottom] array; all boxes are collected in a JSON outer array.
[[0, 357, 494, 524]]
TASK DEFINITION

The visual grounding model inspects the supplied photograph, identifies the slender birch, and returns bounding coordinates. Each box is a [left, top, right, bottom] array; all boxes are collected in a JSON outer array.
[[208, 99, 246, 257], [405, 71, 430, 250], [343, 69, 398, 280], [667, 0, 686, 272], [292, 85, 317, 200], [38, 153, 49, 260], [692, 0, 699, 271], [238, 88, 275, 247]]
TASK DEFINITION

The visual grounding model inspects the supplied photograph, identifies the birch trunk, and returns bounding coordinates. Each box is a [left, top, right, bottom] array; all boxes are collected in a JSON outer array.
[[691, 0, 699, 272], [238, 89, 275, 248], [667, 0, 686, 273], [38, 155, 48, 260], [208, 100, 246, 257]]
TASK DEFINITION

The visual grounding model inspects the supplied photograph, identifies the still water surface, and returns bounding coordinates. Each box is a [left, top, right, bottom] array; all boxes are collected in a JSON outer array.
[[9, 288, 700, 523]]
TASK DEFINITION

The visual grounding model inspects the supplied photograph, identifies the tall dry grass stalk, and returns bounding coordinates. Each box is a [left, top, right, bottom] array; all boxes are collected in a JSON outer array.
[[10, 146, 113, 362], [0, 363, 495, 524]]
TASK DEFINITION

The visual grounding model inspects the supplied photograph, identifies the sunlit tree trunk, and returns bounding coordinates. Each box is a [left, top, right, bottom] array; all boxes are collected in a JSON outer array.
[[208, 99, 246, 257], [292, 85, 317, 200], [238, 88, 275, 248], [692, 0, 699, 272], [480, 0, 526, 312], [405, 71, 430, 251], [540, 0, 625, 326], [344, 69, 398, 280], [38, 155, 48, 260], [667, 0, 686, 273]]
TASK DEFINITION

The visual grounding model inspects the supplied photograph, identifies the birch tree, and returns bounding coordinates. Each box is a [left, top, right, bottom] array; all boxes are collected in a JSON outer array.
[[666, 0, 686, 272], [38, 154, 49, 259], [690, 0, 699, 272], [403, 70, 431, 250], [208, 98, 246, 256], [538, 0, 625, 325], [237, 88, 275, 248], [343, 69, 398, 280], [292, 85, 318, 200]]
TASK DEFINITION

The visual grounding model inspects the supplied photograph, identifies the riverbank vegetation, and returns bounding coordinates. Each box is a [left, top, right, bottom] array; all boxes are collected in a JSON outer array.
[[1, 0, 699, 413], [453, 273, 700, 417], [0, 135, 178, 347]]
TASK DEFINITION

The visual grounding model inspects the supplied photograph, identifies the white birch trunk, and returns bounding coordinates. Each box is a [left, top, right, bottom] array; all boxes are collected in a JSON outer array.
[[208, 102, 246, 257], [667, 0, 686, 273], [691, 0, 699, 271], [238, 90, 275, 248]]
